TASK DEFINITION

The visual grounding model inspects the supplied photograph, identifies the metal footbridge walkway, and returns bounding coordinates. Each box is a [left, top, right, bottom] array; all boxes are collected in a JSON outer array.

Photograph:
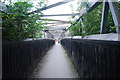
[[31, 42, 79, 78]]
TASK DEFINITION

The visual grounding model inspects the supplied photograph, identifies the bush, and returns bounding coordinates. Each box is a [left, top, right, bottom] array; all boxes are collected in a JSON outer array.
[[2, 2, 46, 40], [69, 2, 117, 36]]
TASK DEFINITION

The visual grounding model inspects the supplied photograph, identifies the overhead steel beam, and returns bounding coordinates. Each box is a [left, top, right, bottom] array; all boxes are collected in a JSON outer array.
[[44, 24, 59, 27], [44, 29, 64, 31], [41, 13, 80, 17], [44, 25, 68, 29], [27, 0, 73, 15], [41, 18, 70, 23], [87, 2, 102, 12], [100, 1, 109, 34], [41, 18, 70, 25], [42, 22, 70, 25]]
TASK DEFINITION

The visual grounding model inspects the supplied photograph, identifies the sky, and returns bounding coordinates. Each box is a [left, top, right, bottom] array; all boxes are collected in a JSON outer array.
[[28, 0, 120, 29], [41, 0, 79, 28], [0, 0, 80, 29], [31, 0, 79, 21], [1, 0, 119, 37], [27, 0, 80, 29]]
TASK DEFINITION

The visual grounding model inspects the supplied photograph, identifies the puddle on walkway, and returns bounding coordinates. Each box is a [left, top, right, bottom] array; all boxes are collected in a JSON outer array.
[[32, 42, 79, 78]]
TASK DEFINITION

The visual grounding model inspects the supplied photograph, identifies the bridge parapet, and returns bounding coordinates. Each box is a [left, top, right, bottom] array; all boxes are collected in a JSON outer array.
[[64, 33, 120, 41], [61, 37, 120, 79], [2, 39, 55, 78]]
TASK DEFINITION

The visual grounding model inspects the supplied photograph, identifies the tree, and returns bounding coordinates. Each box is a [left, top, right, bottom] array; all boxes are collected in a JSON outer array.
[[69, 22, 82, 36], [2, 1, 47, 40], [69, 1, 117, 36]]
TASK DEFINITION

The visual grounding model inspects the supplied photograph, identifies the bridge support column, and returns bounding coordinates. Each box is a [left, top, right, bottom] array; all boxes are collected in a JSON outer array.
[[100, 1, 109, 34], [108, 0, 120, 34]]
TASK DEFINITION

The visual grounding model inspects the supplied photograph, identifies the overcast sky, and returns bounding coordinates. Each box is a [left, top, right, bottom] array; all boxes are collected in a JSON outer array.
[[31, 0, 79, 28], [31, 0, 78, 22], [31, 0, 120, 28]]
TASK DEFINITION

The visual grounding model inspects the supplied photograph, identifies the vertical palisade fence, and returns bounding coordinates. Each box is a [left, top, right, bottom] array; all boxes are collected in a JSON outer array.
[[2, 39, 55, 78], [61, 38, 120, 79]]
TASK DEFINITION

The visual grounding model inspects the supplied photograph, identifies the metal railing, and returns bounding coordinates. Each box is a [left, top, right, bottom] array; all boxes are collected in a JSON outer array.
[[2, 39, 55, 78], [61, 38, 120, 78]]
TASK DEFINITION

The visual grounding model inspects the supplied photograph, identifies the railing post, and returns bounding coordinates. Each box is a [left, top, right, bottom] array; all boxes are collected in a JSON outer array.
[[100, 0, 109, 34]]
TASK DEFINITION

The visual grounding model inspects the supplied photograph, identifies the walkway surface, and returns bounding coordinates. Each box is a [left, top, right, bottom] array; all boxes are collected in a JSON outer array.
[[32, 42, 79, 78]]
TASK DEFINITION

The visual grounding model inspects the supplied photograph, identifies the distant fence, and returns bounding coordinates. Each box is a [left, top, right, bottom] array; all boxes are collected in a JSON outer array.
[[2, 39, 55, 78], [61, 38, 120, 79]]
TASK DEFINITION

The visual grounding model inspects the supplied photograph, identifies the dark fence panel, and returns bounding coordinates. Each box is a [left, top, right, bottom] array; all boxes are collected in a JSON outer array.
[[2, 39, 55, 78], [61, 38, 120, 79]]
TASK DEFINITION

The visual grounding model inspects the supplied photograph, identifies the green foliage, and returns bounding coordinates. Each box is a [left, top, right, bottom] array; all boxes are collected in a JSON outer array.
[[69, 2, 116, 36], [77, 0, 89, 11], [69, 22, 81, 36], [107, 10, 116, 33], [70, 4, 103, 36], [2, 2, 46, 40], [81, 4, 103, 35], [118, 2, 120, 11]]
